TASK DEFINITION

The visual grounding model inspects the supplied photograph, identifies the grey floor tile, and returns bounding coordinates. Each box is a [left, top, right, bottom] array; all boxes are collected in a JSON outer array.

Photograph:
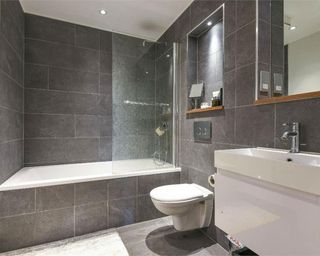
[[117, 218, 167, 246]]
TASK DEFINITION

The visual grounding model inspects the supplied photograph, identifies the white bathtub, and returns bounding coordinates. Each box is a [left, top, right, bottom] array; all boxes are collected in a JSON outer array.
[[0, 159, 180, 191]]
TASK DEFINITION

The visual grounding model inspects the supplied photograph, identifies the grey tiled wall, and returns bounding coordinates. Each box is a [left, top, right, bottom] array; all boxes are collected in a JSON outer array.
[[0, 172, 180, 252], [0, 0, 24, 183], [24, 14, 112, 166], [158, 0, 320, 250]]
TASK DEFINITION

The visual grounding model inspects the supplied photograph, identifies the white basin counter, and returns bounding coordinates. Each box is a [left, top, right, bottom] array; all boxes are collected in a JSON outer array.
[[215, 147, 320, 196], [214, 147, 320, 256]]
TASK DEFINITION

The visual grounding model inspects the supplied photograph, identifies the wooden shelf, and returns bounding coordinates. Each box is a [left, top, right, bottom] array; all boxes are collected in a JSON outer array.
[[186, 106, 224, 114]]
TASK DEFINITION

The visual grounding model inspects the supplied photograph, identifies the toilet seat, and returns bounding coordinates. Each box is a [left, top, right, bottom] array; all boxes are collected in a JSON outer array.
[[150, 183, 213, 204], [150, 183, 214, 231]]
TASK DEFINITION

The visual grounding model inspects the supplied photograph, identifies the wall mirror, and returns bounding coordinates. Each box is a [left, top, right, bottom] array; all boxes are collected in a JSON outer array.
[[256, 0, 320, 104], [186, 6, 224, 114]]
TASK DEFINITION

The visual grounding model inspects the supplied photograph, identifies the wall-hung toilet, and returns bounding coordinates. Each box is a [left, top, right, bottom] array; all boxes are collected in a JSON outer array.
[[150, 183, 213, 231]]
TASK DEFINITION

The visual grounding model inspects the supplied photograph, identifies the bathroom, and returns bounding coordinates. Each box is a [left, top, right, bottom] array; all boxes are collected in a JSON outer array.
[[0, 0, 320, 255]]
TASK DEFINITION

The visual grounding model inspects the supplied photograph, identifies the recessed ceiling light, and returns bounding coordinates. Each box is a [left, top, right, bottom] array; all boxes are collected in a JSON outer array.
[[207, 21, 213, 26], [166, 54, 170, 58], [290, 26, 296, 30], [99, 9, 107, 15]]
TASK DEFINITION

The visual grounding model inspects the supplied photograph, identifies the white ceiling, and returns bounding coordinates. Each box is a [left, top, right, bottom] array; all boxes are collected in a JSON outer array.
[[20, 0, 193, 41], [284, 0, 320, 45]]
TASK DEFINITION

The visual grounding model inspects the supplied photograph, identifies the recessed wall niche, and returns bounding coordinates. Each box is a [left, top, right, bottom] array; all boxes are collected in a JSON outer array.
[[187, 6, 224, 113]]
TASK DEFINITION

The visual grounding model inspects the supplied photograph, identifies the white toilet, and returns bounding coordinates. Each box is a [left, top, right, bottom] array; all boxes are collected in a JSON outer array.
[[150, 183, 213, 231]]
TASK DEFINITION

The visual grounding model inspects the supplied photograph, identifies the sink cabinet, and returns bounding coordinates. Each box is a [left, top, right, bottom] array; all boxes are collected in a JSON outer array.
[[214, 148, 320, 255]]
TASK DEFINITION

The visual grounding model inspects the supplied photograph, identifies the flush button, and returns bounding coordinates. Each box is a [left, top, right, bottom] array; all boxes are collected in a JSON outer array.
[[194, 121, 212, 142]]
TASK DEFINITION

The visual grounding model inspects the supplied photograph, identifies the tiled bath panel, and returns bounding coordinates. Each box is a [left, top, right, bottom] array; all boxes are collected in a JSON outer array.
[[0, 172, 179, 252], [0, 218, 228, 256]]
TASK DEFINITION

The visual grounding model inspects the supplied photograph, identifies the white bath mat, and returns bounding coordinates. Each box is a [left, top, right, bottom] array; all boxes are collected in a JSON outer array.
[[2, 231, 129, 256]]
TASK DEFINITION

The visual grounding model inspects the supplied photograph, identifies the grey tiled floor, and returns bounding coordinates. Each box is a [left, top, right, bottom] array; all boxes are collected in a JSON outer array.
[[118, 217, 228, 256], [1, 217, 228, 256]]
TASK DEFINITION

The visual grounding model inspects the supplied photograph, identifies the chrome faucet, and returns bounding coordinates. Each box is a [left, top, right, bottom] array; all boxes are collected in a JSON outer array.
[[281, 122, 300, 153]]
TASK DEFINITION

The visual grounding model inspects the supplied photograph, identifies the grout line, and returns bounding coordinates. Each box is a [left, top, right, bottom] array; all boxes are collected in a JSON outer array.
[[0, 69, 24, 89], [0, 105, 22, 113]]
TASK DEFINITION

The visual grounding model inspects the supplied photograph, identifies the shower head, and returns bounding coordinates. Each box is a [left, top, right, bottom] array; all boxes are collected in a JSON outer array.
[[142, 40, 167, 47]]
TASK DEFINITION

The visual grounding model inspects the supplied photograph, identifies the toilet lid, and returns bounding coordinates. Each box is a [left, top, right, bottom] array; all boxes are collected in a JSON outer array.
[[150, 184, 204, 202]]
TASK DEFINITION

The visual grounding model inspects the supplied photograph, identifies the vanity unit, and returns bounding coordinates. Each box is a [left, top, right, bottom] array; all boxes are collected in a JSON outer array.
[[214, 148, 320, 255]]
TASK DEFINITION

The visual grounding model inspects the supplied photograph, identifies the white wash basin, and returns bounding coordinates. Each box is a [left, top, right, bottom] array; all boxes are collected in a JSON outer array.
[[214, 147, 320, 196], [214, 148, 320, 255]]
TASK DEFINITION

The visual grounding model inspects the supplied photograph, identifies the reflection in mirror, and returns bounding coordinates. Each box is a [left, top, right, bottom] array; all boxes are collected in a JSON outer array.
[[256, 0, 320, 102], [284, 0, 320, 95]]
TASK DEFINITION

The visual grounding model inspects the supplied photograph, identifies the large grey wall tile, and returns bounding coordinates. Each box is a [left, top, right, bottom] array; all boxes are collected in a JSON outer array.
[[0, 140, 23, 184], [75, 115, 99, 137], [24, 138, 99, 165], [100, 31, 112, 52], [0, 108, 23, 143], [225, 0, 236, 36], [235, 21, 256, 68], [33, 207, 74, 245], [113, 33, 154, 59], [271, 24, 284, 67], [25, 14, 75, 45], [224, 33, 236, 72], [223, 70, 235, 109], [271, 0, 283, 27], [100, 52, 112, 74], [100, 115, 112, 137], [0, 207, 74, 252], [259, 0, 271, 23], [75, 180, 108, 205], [0, 70, 23, 111], [49, 68, 99, 93], [24, 114, 75, 138], [235, 105, 275, 147], [2, 0, 24, 33], [25, 39, 99, 72], [174, 7, 191, 42], [258, 20, 271, 65], [75, 202, 108, 236], [190, 0, 222, 29], [0, 213, 36, 252], [0, 33, 23, 84], [235, 63, 256, 106], [236, 0, 256, 28], [25, 89, 100, 115], [99, 137, 112, 161], [136, 195, 164, 222], [138, 172, 180, 195], [188, 167, 211, 189], [0, 189, 35, 218], [109, 198, 136, 228], [211, 109, 235, 144], [24, 64, 49, 89], [75, 25, 100, 50], [108, 177, 137, 200], [1, 2, 24, 58], [100, 73, 112, 95], [275, 99, 320, 152], [36, 185, 74, 211]]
